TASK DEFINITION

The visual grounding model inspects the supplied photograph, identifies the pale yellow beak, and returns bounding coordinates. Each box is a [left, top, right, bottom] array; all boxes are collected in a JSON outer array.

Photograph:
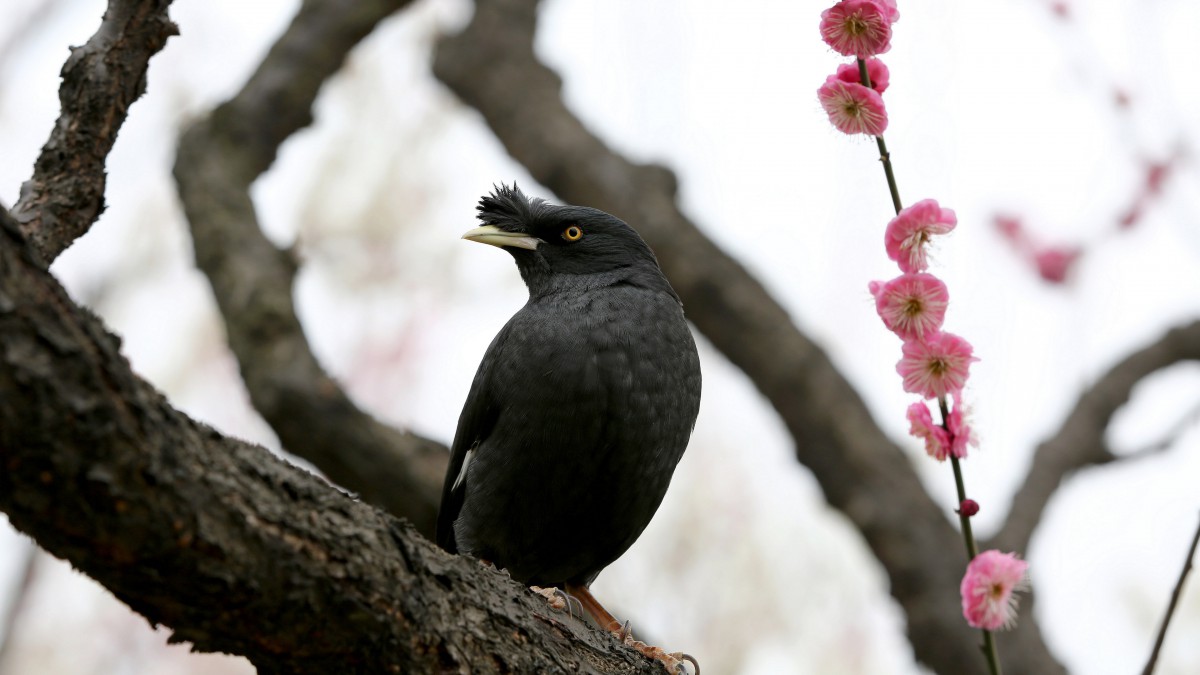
[[461, 225, 541, 251]]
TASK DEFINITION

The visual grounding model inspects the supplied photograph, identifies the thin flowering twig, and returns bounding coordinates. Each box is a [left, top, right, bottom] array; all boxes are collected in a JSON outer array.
[[825, 18, 1012, 667], [857, 58, 902, 213], [820, 6, 1025, 673], [1141, 513, 1200, 675], [941, 401, 1003, 674], [853, 55, 1006, 672], [942, 400, 978, 559]]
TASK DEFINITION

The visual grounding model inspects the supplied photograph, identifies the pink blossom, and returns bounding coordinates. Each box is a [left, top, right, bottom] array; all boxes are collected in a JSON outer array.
[[992, 214, 1023, 241], [868, 273, 949, 341], [961, 550, 1029, 630], [905, 396, 975, 461], [819, 0, 895, 58], [1033, 246, 1081, 284], [945, 396, 977, 458], [877, 0, 900, 23], [818, 77, 889, 136], [885, 199, 957, 273], [836, 58, 890, 93], [896, 331, 977, 399], [906, 402, 952, 460]]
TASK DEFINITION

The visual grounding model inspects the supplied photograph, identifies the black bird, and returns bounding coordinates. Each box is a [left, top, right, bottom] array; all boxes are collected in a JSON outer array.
[[438, 184, 701, 665]]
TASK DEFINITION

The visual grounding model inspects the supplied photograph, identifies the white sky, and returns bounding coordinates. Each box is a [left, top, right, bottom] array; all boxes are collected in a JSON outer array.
[[2, 0, 1199, 673]]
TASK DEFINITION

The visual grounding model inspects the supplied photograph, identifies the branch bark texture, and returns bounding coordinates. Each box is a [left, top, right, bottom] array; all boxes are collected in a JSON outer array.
[[12, 0, 177, 261], [173, 0, 448, 539]]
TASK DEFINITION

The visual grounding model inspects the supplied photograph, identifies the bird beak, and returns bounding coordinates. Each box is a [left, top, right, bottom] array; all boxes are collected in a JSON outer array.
[[461, 225, 541, 251]]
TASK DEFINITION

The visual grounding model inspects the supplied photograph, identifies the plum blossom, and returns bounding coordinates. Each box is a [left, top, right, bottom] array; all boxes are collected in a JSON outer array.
[[896, 331, 977, 399], [820, 0, 898, 57], [885, 199, 957, 273], [836, 57, 890, 93], [961, 550, 1029, 630], [1033, 246, 1081, 284], [945, 396, 977, 458], [868, 273, 948, 341], [906, 402, 951, 460], [818, 77, 889, 136], [905, 397, 974, 461]]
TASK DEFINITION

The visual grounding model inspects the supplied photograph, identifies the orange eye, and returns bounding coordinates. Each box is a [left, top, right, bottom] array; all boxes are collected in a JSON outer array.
[[562, 225, 583, 242]]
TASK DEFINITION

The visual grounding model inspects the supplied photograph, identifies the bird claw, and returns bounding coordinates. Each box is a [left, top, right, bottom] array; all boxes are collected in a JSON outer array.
[[673, 652, 701, 675], [612, 627, 700, 675], [530, 586, 583, 619]]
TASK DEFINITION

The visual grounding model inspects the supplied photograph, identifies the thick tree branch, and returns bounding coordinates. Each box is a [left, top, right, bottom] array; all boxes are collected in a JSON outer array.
[[10, 0, 177, 261], [0, 209, 665, 674], [173, 0, 447, 538], [990, 319, 1200, 554], [432, 1, 1064, 672]]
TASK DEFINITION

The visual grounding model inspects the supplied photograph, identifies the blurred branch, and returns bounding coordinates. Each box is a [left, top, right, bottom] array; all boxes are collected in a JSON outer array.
[[431, 1, 1063, 673], [10, 0, 177, 261], [0, 208, 664, 675], [1125, 398, 1200, 460], [990, 319, 1200, 555], [0, 542, 39, 673], [173, 0, 448, 538]]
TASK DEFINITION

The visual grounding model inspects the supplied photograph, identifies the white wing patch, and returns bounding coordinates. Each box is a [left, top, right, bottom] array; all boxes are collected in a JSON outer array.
[[451, 447, 475, 493]]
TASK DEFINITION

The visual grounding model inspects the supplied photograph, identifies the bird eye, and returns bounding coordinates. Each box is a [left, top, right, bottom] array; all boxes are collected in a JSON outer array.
[[562, 225, 583, 242]]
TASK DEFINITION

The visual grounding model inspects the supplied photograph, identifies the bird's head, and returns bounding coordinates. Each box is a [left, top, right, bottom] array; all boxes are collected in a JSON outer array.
[[463, 184, 672, 298]]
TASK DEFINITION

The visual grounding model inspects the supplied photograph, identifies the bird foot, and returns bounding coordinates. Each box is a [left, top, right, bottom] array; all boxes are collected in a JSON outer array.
[[615, 632, 699, 675], [530, 586, 583, 619], [560, 584, 698, 673]]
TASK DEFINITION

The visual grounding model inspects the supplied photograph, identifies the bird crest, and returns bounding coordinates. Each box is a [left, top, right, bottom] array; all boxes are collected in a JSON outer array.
[[476, 183, 551, 231]]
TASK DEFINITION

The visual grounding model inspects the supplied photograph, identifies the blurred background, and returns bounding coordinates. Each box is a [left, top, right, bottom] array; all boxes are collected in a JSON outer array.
[[2, 0, 1199, 672]]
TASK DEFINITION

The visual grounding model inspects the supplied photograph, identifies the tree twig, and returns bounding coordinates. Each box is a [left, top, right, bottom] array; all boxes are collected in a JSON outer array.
[[1142, 513, 1200, 675]]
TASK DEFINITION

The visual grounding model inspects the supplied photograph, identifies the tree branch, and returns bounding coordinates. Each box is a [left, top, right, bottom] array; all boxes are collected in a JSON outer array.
[[990, 319, 1200, 554], [432, 1, 1063, 672], [0, 208, 665, 674], [10, 0, 177, 261], [173, 0, 447, 538]]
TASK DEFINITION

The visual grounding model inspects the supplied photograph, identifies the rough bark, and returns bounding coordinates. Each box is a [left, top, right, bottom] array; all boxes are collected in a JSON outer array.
[[173, 0, 448, 540], [11, 0, 178, 261], [0, 209, 665, 674], [431, 1, 1066, 672]]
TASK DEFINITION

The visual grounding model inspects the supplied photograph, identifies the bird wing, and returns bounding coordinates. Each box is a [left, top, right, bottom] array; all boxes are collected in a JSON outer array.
[[436, 325, 506, 552]]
